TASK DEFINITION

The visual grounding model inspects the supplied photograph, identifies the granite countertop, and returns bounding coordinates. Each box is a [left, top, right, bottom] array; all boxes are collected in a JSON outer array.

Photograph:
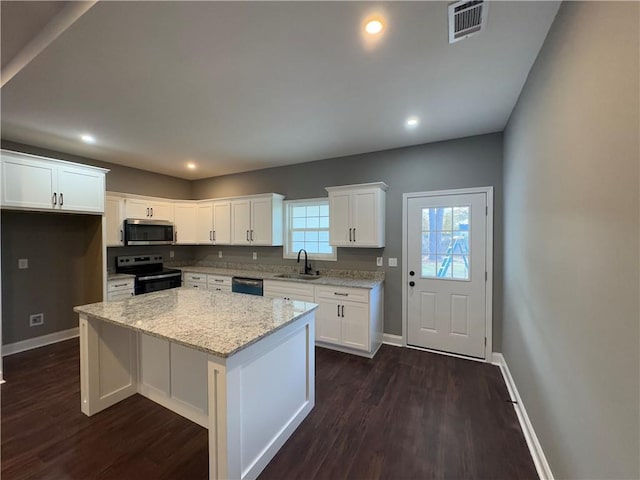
[[107, 273, 136, 281], [74, 287, 317, 358], [177, 265, 384, 289]]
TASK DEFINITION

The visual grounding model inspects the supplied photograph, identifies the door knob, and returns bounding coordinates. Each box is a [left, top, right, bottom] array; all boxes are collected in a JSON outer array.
[[409, 270, 415, 276], [409, 281, 415, 287]]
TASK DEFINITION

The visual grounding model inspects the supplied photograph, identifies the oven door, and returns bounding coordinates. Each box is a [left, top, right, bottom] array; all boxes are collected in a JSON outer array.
[[125, 219, 174, 246], [136, 272, 182, 295]]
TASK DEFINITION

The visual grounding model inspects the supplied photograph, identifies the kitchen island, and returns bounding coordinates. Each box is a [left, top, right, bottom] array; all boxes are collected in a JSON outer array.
[[74, 287, 317, 480]]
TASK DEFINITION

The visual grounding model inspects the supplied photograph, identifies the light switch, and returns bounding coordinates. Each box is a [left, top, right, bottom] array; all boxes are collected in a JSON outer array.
[[169, 250, 175, 258], [18, 258, 28, 269], [376, 257, 383, 267], [253, 252, 257, 260], [218, 251, 223, 258], [388, 258, 398, 267]]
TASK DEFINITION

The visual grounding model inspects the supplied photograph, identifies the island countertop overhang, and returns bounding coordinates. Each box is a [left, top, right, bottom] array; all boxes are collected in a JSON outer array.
[[74, 287, 318, 358]]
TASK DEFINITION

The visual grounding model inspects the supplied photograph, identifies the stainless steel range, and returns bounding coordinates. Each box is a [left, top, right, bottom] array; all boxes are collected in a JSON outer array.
[[115, 255, 181, 295]]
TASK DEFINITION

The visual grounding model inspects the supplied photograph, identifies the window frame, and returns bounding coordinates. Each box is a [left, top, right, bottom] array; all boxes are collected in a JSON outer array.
[[283, 198, 337, 261]]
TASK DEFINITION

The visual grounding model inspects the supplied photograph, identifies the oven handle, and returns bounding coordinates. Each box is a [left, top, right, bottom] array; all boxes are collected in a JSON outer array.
[[138, 272, 182, 281]]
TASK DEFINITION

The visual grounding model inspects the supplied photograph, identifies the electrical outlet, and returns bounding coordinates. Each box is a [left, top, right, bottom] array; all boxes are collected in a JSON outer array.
[[18, 258, 29, 269], [29, 313, 44, 327], [376, 257, 383, 267], [218, 251, 223, 258], [388, 257, 398, 267], [169, 250, 175, 258], [252, 252, 257, 260]]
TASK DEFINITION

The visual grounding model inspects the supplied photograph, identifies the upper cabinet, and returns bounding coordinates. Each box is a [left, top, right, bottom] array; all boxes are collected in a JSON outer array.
[[124, 198, 174, 222], [326, 182, 387, 248], [1, 150, 107, 214], [231, 194, 284, 246], [174, 203, 198, 244], [196, 200, 232, 245], [105, 195, 126, 246]]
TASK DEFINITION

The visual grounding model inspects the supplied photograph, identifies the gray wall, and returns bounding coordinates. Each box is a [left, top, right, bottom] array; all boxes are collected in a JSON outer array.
[[1, 140, 192, 199], [1, 211, 102, 344], [193, 133, 503, 343], [502, 2, 639, 478]]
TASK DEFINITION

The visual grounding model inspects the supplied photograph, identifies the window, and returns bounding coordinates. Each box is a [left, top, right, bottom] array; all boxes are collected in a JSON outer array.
[[284, 199, 336, 261], [421, 206, 470, 280]]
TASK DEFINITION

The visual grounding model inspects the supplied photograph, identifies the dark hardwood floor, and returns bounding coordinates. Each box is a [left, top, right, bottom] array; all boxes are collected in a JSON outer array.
[[2, 339, 537, 480]]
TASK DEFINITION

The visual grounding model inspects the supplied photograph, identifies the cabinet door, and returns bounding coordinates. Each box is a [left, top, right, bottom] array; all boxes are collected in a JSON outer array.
[[174, 203, 198, 244], [352, 190, 379, 247], [231, 199, 251, 245], [212, 200, 231, 245], [341, 301, 370, 351], [1, 156, 56, 210], [314, 298, 342, 345], [328, 192, 351, 246], [250, 197, 273, 245], [107, 290, 134, 302], [125, 198, 150, 219], [105, 196, 125, 246], [57, 165, 105, 213], [196, 203, 214, 244], [148, 201, 174, 222]]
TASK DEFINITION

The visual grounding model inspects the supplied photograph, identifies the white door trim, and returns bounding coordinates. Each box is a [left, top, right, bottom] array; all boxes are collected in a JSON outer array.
[[402, 186, 494, 362]]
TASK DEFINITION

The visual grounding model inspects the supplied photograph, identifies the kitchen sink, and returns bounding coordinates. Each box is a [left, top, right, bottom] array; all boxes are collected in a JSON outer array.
[[274, 273, 322, 280]]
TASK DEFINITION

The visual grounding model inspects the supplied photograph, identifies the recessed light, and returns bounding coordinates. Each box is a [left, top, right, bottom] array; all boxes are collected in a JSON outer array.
[[186, 162, 196, 170], [80, 134, 95, 144], [365, 19, 384, 35], [406, 116, 420, 128]]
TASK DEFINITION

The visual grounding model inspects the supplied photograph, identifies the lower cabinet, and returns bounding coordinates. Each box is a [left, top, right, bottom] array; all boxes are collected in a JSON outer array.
[[183, 271, 232, 292], [264, 280, 384, 357], [106, 277, 135, 301]]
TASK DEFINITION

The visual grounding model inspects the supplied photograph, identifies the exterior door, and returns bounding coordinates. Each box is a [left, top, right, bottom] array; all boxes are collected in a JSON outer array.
[[406, 192, 488, 358]]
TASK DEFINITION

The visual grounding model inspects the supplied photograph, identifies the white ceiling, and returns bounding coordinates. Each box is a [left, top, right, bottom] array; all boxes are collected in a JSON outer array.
[[1, 1, 560, 180]]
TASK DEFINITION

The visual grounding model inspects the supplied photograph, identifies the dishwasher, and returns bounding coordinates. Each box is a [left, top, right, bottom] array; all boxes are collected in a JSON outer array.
[[231, 277, 264, 296]]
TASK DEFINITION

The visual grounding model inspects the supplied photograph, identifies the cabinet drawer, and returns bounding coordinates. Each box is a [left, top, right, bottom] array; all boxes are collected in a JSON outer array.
[[184, 272, 207, 283], [263, 280, 315, 298], [208, 285, 232, 293], [207, 275, 231, 287], [107, 279, 135, 292], [314, 285, 369, 303], [107, 291, 134, 301], [184, 281, 207, 289]]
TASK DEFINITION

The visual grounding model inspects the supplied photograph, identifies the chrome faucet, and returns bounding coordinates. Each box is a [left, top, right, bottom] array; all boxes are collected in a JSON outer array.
[[297, 249, 313, 275]]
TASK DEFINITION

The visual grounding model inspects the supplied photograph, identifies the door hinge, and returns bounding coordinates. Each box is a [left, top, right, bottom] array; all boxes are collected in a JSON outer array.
[[485, 271, 487, 281]]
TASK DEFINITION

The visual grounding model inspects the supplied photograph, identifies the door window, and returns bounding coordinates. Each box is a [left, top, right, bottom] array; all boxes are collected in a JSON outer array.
[[421, 206, 470, 280]]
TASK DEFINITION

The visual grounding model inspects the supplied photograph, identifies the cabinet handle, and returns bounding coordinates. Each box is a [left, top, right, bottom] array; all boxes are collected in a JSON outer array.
[[337, 305, 340, 317], [175, 231, 178, 243], [209, 230, 213, 241], [214, 279, 224, 283], [341, 305, 345, 317], [213, 230, 216, 241], [353, 228, 356, 242], [146, 207, 149, 217], [113, 283, 129, 288], [349, 228, 352, 242], [334, 292, 349, 296], [250, 229, 254, 241], [120, 230, 123, 242], [150, 207, 153, 217], [52, 192, 57, 205], [60, 193, 64, 206], [246, 230, 249, 241]]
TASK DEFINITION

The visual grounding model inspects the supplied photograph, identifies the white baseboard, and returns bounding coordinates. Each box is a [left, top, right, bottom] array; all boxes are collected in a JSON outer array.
[[492, 353, 554, 480], [2, 327, 79, 357], [382, 333, 403, 347]]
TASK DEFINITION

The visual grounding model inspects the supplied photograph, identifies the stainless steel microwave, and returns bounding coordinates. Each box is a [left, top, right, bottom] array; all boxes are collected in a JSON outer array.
[[124, 219, 174, 245]]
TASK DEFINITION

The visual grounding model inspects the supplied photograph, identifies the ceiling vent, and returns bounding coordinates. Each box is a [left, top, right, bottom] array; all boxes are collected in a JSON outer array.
[[448, 0, 488, 44]]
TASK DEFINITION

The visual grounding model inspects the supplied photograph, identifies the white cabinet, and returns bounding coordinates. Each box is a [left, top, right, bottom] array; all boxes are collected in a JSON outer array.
[[263, 280, 315, 302], [125, 198, 174, 222], [198, 200, 232, 245], [183, 271, 207, 289], [183, 271, 232, 292], [1, 150, 107, 214], [326, 182, 387, 248], [105, 196, 126, 246], [174, 203, 198, 244], [107, 277, 135, 301], [314, 284, 383, 355], [231, 194, 284, 246]]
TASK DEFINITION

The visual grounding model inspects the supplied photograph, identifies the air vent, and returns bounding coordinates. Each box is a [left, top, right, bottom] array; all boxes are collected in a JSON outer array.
[[448, 0, 488, 44]]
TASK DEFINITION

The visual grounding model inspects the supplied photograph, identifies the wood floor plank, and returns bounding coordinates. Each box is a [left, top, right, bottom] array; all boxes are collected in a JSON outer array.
[[2, 339, 537, 479]]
